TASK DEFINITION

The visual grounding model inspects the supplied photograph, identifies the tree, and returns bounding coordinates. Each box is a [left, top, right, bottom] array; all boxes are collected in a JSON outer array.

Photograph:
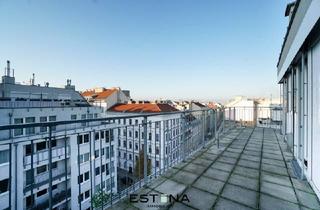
[[91, 190, 110, 208], [134, 149, 151, 179]]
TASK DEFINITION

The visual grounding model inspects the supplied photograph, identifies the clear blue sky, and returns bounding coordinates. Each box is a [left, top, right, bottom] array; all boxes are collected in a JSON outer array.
[[0, 0, 290, 101]]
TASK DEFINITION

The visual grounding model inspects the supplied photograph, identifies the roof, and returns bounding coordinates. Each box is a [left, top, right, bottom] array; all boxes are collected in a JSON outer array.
[[192, 102, 206, 108], [81, 89, 117, 100], [94, 89, 117, 100], [108, 103, 178, 113], [81, 90, 96, 97], [277, 0, 300, 68]]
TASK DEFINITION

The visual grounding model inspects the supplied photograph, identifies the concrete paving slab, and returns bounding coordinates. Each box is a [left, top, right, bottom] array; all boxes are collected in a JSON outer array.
[[203, 168, 230, 182], [155, 179, 187, 196], [171, 170, 198, 185], [238, 159, 260, 169], [221, 184, 258, 209], [261, 181, 297, 203], [193, 176, 225, 195], [228, 173, 259, 191], [296, 190, 320, 209], [211, 161, 234, 172], [261, 163, 288, 176], [260, 193, 299, 210], [261, 171, 292, 187], [214, 198, 254, 210], [184, 187, 217, 210], [233, 166, 259, 179], [182, 163, 207, 175]]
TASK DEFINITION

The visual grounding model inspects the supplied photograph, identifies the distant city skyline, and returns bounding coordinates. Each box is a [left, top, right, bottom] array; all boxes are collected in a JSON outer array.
[[0, 0, 290, 102]]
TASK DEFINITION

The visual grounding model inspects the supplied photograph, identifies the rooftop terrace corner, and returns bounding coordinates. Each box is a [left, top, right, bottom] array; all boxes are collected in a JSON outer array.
[[108, 125, 320, 210]]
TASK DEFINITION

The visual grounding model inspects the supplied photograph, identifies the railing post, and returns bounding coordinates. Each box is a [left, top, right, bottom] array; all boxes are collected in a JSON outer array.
[[143, 116, 148, 184], [202, 110, 205, 146], [233, 107, 236, 126], [214, 110, 219, 148], [181, 113, 186, 161], [222, 108, 225, 133], [48, 126, 53, 210]]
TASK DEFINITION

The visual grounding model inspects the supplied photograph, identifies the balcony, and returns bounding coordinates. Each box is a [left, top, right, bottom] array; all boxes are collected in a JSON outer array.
[[109, 124, 320, 209]]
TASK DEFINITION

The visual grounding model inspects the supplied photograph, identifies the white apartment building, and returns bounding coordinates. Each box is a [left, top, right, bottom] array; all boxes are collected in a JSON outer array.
[[277, 0, 320, 198], [106, 103, 183, 179], [224, 96, 281, 128], [81, 87, 130, 110], [0, 61, 117, 210]]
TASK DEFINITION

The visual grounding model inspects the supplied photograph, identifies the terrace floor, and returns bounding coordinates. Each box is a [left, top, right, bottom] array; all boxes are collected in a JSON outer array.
[[109, 126, 320, 210]]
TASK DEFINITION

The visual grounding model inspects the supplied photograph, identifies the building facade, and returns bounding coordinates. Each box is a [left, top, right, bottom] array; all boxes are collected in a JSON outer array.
[[277, 0, 320, 198], [0, 63, 118, 210]]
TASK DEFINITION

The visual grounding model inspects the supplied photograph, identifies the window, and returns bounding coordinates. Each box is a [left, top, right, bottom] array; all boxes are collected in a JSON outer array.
[[52, 184, 57, 190], [26, 195, 34, 208], [129, 119, 132, 125], [105, 130, 110, 143], [88, 114, 93, 119], [49, 116, 56, 131], [100, 131, 105, 139], [135, 119, 138, 125], [84, 190, 90, 199], [81, 114, 86, 126], [156, 147, 159, 155], [129, 142, 132, 149], [0, 179, 9, 194], [25, 144, 32, 156], [101, 165, 105, 173], [51, 139, 57, 148], [0, 150, 9, 165], [79, 152, 90, 164], [52, 161, 57, 169], [148, 133, 152, 140], [40, 116, 47, 132], [78, 134, 89, 144], [106, 163, 109, 175], [155, 133, 159, 141], [135, 143, 138, 150], [106, 147, 110, 159], [36, 141, 46, 151], [95, 167, 100, 176], [78, 171, 89, 184], [95, 150, 99, 158], [71, 114, 77, 120], [129, 131, 132, 138], [14, 118, 23, 136], [37, 165, 47, 174], [95, 132, 99, 140], [37, 189, 47, 197], [25, 117, 35, 134], [135, 131, 138, 138], [94, 113, 98, 118]]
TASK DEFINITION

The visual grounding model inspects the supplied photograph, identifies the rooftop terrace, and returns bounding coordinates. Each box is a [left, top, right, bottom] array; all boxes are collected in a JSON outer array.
[[109, 126, 320, 210]]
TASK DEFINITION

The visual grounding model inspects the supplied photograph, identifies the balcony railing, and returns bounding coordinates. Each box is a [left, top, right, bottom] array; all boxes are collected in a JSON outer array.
[[24, 145, 70, 166], [0, 107, 280, 210]]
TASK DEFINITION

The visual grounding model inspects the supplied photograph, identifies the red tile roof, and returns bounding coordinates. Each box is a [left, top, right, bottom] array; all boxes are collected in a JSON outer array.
[[81, 89, 117, 100], [81, 90, 96, 97], [94, 89, 117, 100], [108, 103, 178, 113]]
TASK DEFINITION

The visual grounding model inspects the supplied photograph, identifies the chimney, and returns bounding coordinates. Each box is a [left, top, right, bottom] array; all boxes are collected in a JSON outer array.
[[6, 60, 10, 76]]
